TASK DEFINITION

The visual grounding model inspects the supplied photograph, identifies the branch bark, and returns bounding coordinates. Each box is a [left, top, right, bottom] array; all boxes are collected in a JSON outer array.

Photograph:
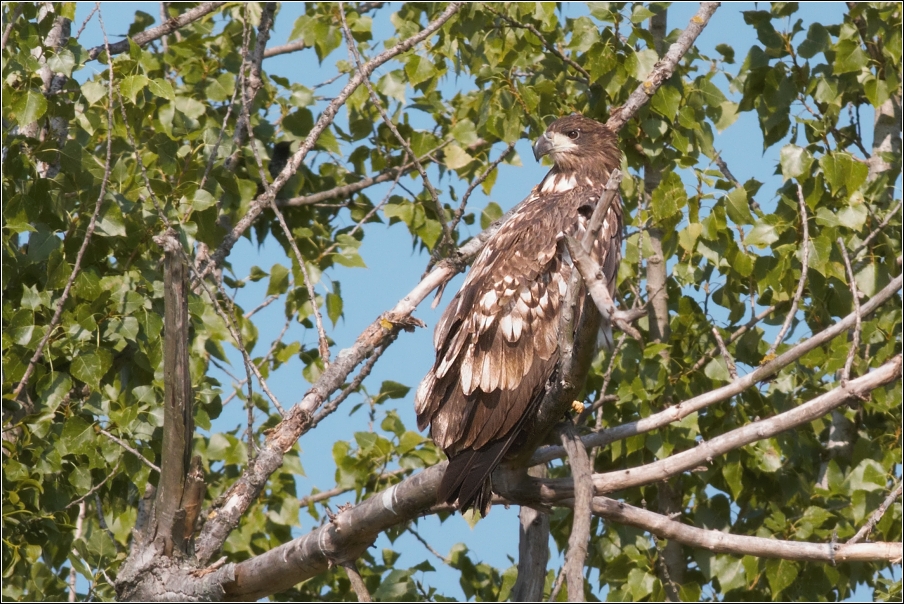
[[208, 2, 463, 271], [606, 3, 721, 132], [532, 273, 903, 465], [560, 424, 591, 602], [588, 496, 901, 563], [86, 2, 225, 60], [511, 465, 550, 602]]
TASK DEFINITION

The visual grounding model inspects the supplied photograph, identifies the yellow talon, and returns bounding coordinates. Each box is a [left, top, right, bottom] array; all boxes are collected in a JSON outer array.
[[379, 318, 394, 330], [571, 400, 585, 413]]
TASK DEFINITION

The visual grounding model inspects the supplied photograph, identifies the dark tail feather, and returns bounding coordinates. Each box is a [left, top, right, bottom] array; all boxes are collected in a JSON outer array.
[[437, 439, 511, 516]]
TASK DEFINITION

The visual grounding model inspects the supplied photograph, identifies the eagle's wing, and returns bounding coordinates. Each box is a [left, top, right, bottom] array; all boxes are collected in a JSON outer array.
[[415, 183, 622, 512]]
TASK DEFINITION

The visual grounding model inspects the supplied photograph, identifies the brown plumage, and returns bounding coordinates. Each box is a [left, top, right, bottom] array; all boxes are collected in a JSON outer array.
[[415, 114, 623, 515]]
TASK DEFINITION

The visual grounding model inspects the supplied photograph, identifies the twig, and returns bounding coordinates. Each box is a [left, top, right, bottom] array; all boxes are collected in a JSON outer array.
[[531, 274, 904, 465], [852, 199, 902, 261], [99, 429, 161, 473], [689, 305, 776, 373], [847, 480, 903, 545], [547, 566, 567, 602], [309, 336, 396, 429], [711, 327, 738, 381], [342, 561, 372, 602], [86, 2, 224, 60], [208, 2, 464, 272], [338, 5, 455, 257], [278, 153, 430, 207], [11, 8, 116, 401], [407, 526, 451, 564], [66, 458, 122, 509], [262, 3, 385, 58], [73, 4, 99, 40], [194, 267, 287, 416], [268, 198, 332, 366], [766, 184, 809, 357], [220, 317, 292, 407], [320, 166, 404, 258], [606, 2, 720, 132], [1, 3, 24, 49], [448, 140, 517, 237], [712, 151, 762, 214], [486, 7, 590, 83], [838, 238, 862, 385], [559, 423, 591, 602], [244, 294, 280, 319]]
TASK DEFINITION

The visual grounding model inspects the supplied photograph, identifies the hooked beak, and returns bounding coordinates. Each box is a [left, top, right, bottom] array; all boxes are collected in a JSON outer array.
[[533, 132, 553, 162]]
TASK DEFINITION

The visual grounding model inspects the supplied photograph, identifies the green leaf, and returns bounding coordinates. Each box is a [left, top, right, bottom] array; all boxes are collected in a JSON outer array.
[[745, 221, 779, 248], [404, 55, 436, 87], [779, 145, 813, 180], [70, 350, 113, 389], [481, 201, 503, 230], [325, 291, 342, 326], [820, 153, 868, 195], [120, 74, 149, 104], [60, 417, 94, 456], [11, 89, 48, 126], [725, 188, 754, 225], [704, 357, 731, 382], [651, 171, 687, 222], [443, 144, 473, 170], [148, 78, 175, 102], [765, 558, 799, 596], [266, 263, 289, 296]]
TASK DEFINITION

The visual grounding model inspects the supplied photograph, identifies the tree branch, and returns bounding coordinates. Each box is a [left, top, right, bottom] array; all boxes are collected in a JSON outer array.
[[220, 355, 901, 599], [338, 5, 455, 256], [207, 2, 463, 271], [532, 272, 903, 465], [86, 2, 225, 60], [766, 184, 809, 357], [587, 496, 900, 563], [11, 9, 114, 402], [589, 356, 901, 495], [560, 423, 591, 602], [847, 480, 903, 545], [606, 2, 720, 132]]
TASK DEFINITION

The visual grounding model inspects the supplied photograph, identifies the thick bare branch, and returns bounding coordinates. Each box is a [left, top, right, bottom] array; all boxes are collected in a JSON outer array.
[[532, 273, 902, 465], [221, 354, 900, 599], [589, 356, 901, 495], [512, 465, 549, 602], [560, 424, 591, 602], [86, 2, 224, 60], [606, 3, 721, 132], [587, 496, 900, 563]]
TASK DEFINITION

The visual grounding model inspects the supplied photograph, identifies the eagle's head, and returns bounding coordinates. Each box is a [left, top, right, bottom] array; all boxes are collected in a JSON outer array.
[[533, 114, 619, 177]]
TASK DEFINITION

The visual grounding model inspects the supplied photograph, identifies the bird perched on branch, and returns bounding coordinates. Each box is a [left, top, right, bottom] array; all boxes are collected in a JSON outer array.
[[415, 114, 623, 515]]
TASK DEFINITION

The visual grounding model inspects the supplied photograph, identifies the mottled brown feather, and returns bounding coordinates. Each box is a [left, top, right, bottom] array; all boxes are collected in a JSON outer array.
[[416, 115, 623, 515]]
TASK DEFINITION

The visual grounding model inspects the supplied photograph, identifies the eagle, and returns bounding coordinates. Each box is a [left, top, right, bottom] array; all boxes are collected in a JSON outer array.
[[415, 114, 623, 515]]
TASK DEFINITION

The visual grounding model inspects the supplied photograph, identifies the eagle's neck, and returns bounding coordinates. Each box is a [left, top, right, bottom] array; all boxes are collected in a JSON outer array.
[[539, 162, 613, 195]]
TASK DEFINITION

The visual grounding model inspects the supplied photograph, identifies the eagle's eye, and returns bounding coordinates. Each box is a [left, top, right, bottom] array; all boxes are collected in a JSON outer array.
[[567, 130, 580, 140]]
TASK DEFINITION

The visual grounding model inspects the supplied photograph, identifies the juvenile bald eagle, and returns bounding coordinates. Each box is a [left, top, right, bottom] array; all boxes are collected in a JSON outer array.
[[415, 114, 623, 515]]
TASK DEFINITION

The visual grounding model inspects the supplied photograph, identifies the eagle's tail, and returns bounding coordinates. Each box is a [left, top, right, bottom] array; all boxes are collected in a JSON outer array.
[[437, 439, 510, 517]]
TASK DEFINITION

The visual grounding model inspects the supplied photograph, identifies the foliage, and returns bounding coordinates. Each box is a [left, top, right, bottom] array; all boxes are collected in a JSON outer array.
[[2, 2, 901, 601]]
